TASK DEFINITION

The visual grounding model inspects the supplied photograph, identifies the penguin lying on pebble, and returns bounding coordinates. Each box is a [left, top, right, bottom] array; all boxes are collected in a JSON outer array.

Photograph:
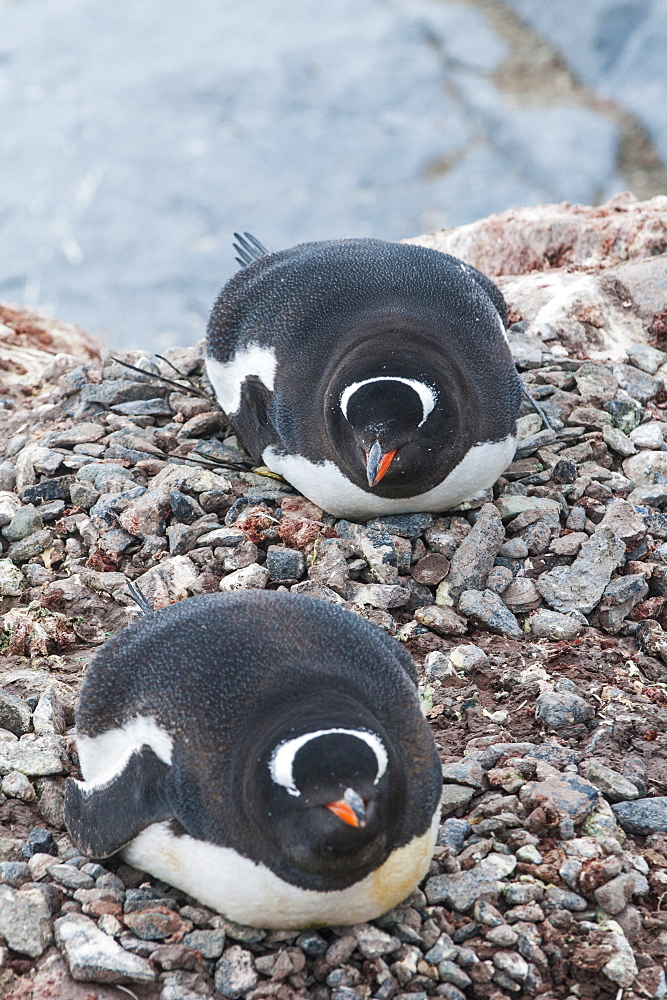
[[206, 234, 522, 520], [65, 591, 442, 929]]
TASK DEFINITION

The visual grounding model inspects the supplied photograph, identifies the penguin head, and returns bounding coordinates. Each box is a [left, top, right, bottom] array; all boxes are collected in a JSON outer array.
[[334, 375, 452, 493], [251, 724, 403, 881]]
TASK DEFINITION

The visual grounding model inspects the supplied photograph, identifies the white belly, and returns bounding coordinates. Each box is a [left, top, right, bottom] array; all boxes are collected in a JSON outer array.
[[263, 436, 516, 520], [123, 809, 439, 930]]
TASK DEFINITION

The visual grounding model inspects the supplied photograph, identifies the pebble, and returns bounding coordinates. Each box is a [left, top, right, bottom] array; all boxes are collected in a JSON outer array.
[[536, 526, 625, 613], [437, 960, 472, 989], [49, 863, 96, 890], [498, 536, 528, 558], [215, 945, 259, 998], [626, 343, 667, 375], [602, 422, 637, 456], [612, 796, 667, 834], [353, 923, 401, 958], [612, 362, 663, 404], [2, 503, 43, 542], [447, 643, 488, 674], [457, 589, 522, 638], [630, 421, 664, 448], [32, 683, 67, 735], [437, 818, 471, 853], [0, 736, 66, 777], [594, 871, 649, 914], [414, 604, 468, 636], [350, 583, 409, 609], [181, 927, 226, 959], [337, 520, 398, 585], [0, 690, 32, 736], [441, 758, 486, 789], [578, 759, 639, 802], [528, 608, 584, 639], [366, 513, 434, 538], [266, 545, 306, 583], [440, 784, 475, 815], [535, 689, 595, 728], [493, 949, 529, 981], [411, 552, 450, 585], [7, 527, 54, 563], [600, 930, 638, 988], [515, 844, 542, 864], [426, 854, 515, 911], [0, 885, 54, 957], [55, 912, 156, 983], [439, 503, 505, 602], [218, 563, 269, 591], [1, 769, 36, 801], [485, 924, 518, 946]]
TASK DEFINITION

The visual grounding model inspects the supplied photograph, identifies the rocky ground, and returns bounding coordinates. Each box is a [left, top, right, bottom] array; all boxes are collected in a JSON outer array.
[[1, 195, 667, 998]]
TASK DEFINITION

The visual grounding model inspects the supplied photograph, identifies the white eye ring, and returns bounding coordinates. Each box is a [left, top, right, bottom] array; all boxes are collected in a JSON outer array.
[[340, 377, 437, 428], [269, 728, 388, 797]]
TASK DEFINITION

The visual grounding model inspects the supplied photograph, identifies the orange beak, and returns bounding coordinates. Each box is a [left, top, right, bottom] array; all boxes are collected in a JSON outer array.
[[324, 789, 367, 828], [366, 441, 398, 487]]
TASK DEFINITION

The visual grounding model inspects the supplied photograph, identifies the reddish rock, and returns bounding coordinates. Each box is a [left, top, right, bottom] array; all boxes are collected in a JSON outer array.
[[123, 906, 193, 942]]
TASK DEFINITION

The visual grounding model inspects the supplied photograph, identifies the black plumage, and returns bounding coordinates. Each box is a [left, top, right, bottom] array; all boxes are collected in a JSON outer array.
[[206, 237, 522, 518], [65, 592, 442, 926]]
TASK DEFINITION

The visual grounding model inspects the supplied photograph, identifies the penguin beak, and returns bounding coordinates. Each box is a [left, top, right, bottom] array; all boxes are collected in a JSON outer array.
[[325, 788, 367, 828], [366, 441, 398, 487]]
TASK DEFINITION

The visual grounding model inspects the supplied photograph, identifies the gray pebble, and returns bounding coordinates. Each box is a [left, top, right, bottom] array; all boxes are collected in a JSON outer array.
[[612, 796, 667, 835], [0, 690, 32, 737], [266, 545, 306, 583], [457, 589, 522, 638], [182, 927, 226, 959], [1, 770, 36, 802], [7, 528, 54, 563], [437, 960, 471, 988], [215, 945, 258, 998], [49, 864, 96, 890], [579, 759, 639, 803], [437, 818, 471, 853], [55, 912, 155, 982], [0, 885, 53, 957], [528, 609, 584, 640], [536, 689, 595, 728], [2, 504, 43, 542], [594, 871, 649, 915]]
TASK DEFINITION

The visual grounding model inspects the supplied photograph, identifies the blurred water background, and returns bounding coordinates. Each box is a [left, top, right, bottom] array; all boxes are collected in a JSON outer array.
[[1, 0, 666, 350]]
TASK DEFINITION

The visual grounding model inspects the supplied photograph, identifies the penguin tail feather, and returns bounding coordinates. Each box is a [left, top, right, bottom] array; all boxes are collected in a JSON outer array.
[[125, 579, 155, 617], [233, 231, 269, 268]]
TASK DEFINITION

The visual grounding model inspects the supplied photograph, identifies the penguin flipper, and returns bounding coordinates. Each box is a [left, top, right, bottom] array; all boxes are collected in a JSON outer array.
[[233, 231, 269, 269], [64, 745, 173, 859]]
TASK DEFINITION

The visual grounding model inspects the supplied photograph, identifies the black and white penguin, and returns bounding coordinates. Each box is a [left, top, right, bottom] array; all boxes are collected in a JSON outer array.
[[64, 591, 442, 929], [206, 235, 522, 520]]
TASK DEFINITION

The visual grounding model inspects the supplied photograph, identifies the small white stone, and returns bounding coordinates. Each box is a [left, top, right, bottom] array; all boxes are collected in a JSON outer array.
[[601, 927, 638, 988], [0, 560, 28, 596], [219, 563, 270, 591], [629, 422, 664, 449], [515, 844, 543, 864], [1, 770, 36, 802]]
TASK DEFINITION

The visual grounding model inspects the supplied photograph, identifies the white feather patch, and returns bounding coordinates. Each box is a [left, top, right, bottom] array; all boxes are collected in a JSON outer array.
[[122, 808, 440, 929], [77, 716, 174, 784], [206, 344, 277, 415], [263, 435, 516, 520], [340, 377, 436, 428], [269, 728, 389, 797]]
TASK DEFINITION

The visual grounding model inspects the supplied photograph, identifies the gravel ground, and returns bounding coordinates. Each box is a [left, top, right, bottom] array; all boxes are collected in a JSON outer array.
[[2, 298, 667, 998]]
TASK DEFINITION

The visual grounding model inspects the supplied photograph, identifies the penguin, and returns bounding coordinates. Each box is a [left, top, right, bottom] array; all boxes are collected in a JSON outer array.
[[205, 234, 522, 520], [64, 591, 443, 929]]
